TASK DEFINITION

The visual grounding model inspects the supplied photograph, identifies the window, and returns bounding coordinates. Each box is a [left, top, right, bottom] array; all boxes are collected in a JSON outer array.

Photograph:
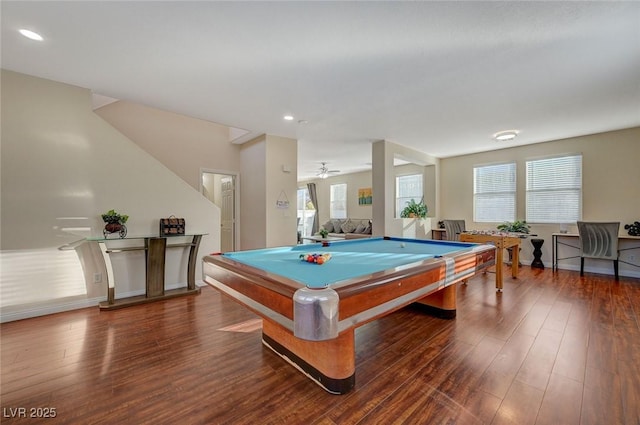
[[396, 174, 423, 217], [526, 154, 582, 223], [330, 183, 347, 219], [474, 162, 516, 222], [297, 187, 316, 238]]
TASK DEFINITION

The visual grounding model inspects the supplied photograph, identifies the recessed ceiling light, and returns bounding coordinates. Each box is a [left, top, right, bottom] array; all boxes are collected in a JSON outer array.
[[493, 130, 519, 141], [19, 29, 43, 41], [283, 115, 294, 121]]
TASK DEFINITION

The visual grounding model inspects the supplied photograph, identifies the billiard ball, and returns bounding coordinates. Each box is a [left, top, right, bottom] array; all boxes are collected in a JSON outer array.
[[400, 243, 406, 248]]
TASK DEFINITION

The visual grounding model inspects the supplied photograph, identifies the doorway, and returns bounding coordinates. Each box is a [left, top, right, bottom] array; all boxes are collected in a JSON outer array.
[[201, 170, 238, 252]]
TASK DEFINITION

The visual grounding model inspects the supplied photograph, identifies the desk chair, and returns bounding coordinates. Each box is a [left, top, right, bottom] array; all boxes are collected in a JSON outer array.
[[577, 221, 620, 280], [443, 220, 466, 241]]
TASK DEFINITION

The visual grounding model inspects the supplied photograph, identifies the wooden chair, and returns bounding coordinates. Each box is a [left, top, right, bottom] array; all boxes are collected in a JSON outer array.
[[443, 220, 466, 241], [577, 221, 620, 280]]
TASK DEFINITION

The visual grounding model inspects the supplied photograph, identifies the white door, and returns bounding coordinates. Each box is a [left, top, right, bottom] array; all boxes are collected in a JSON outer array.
[[201, 171, 237, 252], [220, 176, 235, 252]]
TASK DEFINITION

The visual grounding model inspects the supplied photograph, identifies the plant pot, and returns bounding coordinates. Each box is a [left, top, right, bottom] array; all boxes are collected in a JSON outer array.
[[103, 223, 127, 238]]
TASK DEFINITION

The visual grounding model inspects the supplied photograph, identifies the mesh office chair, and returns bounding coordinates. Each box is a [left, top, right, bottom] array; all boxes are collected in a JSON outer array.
[[443, 220, 466, 241], [577, 221, 620, 280]]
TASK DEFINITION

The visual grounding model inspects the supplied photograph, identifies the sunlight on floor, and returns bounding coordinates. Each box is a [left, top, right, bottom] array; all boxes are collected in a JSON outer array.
[[217, 318, 262, 333]]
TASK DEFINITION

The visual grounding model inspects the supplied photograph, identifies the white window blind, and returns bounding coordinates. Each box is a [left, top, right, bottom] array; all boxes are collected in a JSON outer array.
[[396, 174, 423, 218], [526, 154, 582, 223], [330, 183, 347, 219], [474, 163, 516, 222]]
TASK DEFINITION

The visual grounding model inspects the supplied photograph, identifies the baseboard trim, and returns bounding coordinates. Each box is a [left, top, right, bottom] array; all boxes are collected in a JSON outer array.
[[554, 264, 640, 279], [0, 296, 105, 323], [1, 281, 206, 323]]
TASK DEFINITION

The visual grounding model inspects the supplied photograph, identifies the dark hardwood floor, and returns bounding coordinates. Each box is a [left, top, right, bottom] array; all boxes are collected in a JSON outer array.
[[2, 267, 639, 424]]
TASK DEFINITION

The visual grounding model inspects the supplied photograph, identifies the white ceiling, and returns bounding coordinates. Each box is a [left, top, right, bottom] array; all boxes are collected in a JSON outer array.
[[2, 1, 639, 180]]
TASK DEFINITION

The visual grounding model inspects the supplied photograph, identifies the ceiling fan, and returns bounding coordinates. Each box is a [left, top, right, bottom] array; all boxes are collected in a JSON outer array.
[[317, 162, 340, 179]]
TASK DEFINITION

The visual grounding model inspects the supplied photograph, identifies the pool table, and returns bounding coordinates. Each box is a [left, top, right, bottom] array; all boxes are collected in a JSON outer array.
[[202, 237, 495, 394]]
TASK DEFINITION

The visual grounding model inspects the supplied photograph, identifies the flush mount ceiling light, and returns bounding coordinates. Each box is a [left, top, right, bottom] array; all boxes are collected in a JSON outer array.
[[19, 29, 43, 41], [493, 130, 519, 141], [283, 115, 294, 121]]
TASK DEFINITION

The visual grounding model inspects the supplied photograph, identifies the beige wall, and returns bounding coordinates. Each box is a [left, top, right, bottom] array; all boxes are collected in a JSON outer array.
[[372, 140, 439, 236], [96, 100, 241, 190], [265, 135, 298, 248], [240, 137, 267, 250], [304, 170, 374, 226], [305, 162, 436, 232], [439, 127, 640, 276], [0, 70, 220, 321], [240, 134, 298, 249]]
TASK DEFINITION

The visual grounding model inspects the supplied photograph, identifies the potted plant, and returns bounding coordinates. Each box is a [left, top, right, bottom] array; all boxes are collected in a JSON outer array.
[[318, 228, 329, 238], [496, 220, 530, 234], [497, 220, 530, 265], [400, 198, 428, 219], [101, 209, 129, 238]]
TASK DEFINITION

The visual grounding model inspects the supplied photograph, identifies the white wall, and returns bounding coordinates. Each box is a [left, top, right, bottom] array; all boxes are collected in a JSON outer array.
[[95, 100, 241, 191], [439, 127, 640, 277], [0, 70, 220, 321]]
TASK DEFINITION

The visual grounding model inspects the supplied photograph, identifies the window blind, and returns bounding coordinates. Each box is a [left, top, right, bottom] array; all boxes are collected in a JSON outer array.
[[330, 183, 347, 219], [526, 155, 582, 223], [473, 163, 516, 222], [396, 174, 423, 217]]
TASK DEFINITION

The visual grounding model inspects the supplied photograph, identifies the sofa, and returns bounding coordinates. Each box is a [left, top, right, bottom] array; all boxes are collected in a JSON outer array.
[[321, 218, 373, 239]]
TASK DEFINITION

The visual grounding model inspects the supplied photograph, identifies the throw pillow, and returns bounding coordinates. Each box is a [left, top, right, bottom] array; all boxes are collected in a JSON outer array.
[[322, 221, 334, 233], [341, 219, 357, 234], [354, 223, 366, 234], [331, 219, 343, 233], [363, 221, 372, 234]]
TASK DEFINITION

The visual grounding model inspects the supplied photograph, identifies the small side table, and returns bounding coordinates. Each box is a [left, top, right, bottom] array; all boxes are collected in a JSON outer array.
[[531, 238, 545, 269]]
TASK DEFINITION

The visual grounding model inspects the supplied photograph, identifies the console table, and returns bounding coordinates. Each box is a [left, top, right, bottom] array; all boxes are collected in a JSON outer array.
[[87, 234, 206, 310]]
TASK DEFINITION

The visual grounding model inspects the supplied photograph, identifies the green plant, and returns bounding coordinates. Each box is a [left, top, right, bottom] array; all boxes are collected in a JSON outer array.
[[101, 209, 129, 225], [400, 198, 428, 219], [497, 220, 530, 234], [318, 228, 329, 238]]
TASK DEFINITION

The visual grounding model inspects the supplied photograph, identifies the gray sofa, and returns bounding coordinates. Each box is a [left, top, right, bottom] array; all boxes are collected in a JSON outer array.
[[321, 218, 372, 239]]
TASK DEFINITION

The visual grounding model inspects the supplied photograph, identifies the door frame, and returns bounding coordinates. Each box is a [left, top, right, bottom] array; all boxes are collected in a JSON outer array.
[[200, 168, 240, 252]]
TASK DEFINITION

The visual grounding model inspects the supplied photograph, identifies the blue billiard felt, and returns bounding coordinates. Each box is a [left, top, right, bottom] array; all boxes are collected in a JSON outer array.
[[223, 237, 473, 288]]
